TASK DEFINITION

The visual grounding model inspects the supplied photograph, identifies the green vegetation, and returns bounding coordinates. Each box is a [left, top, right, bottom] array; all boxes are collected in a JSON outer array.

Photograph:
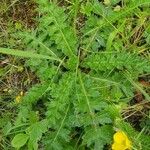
[[0, 0, 150, 150]]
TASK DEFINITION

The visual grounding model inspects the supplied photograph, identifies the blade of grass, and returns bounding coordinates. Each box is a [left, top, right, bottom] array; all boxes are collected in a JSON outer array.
[[78, 71, 97, 129], [106, 20, 126, 51], [52, 105, 70, 143], [89, 75, 120, 86], [2, 0, 19, 14], [124, 72, 150, 101], [0, 48, 61, 61]]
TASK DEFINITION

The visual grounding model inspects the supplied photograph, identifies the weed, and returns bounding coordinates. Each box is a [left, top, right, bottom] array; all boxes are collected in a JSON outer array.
[[0, 0, 150, 150]]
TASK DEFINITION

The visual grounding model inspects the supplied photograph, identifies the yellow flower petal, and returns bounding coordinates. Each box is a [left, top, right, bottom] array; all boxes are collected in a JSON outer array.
[[113, 131, 127, 144], [15, 95, 21, 103], [112, 131, 132, 150], [15, 91, 24, 103], [125, 137, 132, 149], [112, 143, 126, 150], [20, 91, 24, 96]]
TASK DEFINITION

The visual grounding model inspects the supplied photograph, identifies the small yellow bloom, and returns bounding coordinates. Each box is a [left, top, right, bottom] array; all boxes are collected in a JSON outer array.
[[20, 91, 24, 96], [112, 131, 132, 150], [15, 95, 21, 103], [15, 91, 24, 103]]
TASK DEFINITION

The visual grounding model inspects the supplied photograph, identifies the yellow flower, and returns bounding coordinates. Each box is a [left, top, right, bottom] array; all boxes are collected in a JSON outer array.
[[15, 95, 21, 103], [112, 131, 132, 150], [15, 91, 24, 103], [20, 91, 23, 96]]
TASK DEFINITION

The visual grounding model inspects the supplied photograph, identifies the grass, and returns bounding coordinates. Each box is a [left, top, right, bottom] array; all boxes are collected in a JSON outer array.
[[0, 0, 150, 150]]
